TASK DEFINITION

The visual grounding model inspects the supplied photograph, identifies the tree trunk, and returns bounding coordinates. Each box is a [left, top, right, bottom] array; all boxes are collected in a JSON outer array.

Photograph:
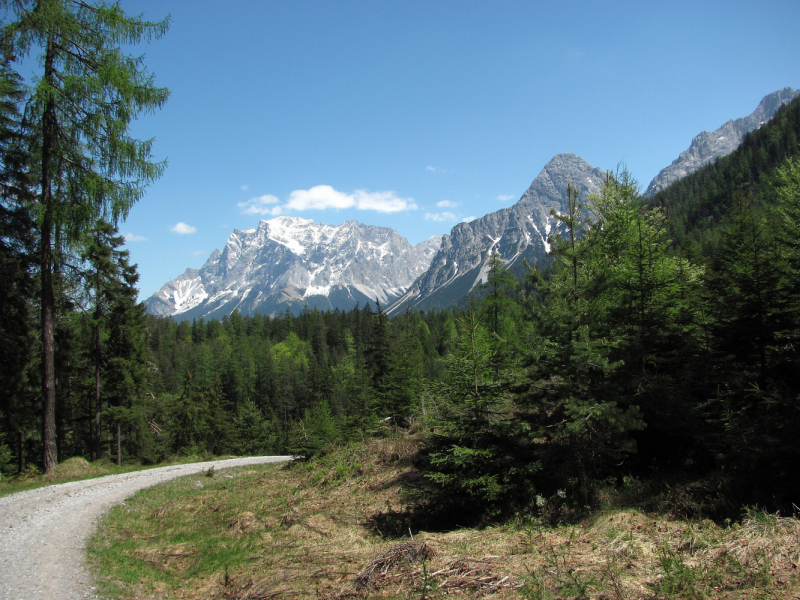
[[17, 429, 23, 475], [40, 32, 58, 474], [41, 208, 57, 473], [95, 306, 101, 460], [116, 422, 121, 466]]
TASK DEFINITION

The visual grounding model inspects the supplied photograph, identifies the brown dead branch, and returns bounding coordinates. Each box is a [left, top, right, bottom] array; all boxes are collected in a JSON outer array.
[[353, 540, 435, 591], [432, 559, 523, 596]]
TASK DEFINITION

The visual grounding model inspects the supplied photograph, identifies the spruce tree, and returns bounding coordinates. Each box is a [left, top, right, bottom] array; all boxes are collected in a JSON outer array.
[[423, 298, 537, 523], [84, 221, 147, 465], [707, 198, 785, 385], [582, 171, 705, 470], [775, 156, 800, 350], [522, 179, 645, 504], [0, 60, 35, 475]]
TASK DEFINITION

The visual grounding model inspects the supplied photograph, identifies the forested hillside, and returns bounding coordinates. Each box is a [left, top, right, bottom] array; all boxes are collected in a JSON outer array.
[[651, 95, 800, 252]]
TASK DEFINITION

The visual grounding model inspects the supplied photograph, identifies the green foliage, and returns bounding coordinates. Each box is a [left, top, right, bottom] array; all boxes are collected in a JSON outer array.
[[2, 0, 171, 232], [698, 158, 800, 503], [774, 156, 800, 343], [169, 372, 211, 455], [0, 61, 35, 476], [287, 400, 340, 458], [423, 300, 539, 523], [0, 424, 12, 478], [706, 200, 785, 382], [118, 154, 800, 515], [229, 401, 280, 456], [522, 176, 651, 504]]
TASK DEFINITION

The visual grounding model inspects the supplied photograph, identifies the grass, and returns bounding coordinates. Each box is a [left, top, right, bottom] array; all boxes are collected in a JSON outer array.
[[88, 436, 800, 599], [0, 453, 235, 498]]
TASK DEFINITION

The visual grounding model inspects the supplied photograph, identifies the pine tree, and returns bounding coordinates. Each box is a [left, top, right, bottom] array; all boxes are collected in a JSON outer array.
[[287, 400, 340, 458], [581, 171, 705, 471], [84, 221, 147, 465], [481, 252, 517, 336], [775, 156, 800, 350], [2, 0, 169, 472], [386, 308, 426, 425], [700, 172, 800, 504], [707, 198, 785, 385], [170, 371, 209, 455]]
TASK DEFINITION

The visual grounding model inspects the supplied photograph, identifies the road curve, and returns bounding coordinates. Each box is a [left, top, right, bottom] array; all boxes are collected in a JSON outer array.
[[0, 456, 293, 600]]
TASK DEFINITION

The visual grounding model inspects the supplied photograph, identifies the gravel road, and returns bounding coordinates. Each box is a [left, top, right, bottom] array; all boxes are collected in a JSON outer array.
[[0, 456, 293, 600]]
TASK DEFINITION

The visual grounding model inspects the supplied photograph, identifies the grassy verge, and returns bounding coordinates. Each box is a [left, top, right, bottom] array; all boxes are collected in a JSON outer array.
[[0, 454, 234, 498], [88, 437, 800, 599]]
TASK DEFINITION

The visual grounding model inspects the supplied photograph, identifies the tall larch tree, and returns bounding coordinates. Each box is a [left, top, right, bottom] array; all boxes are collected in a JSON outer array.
[[1, 0, 169, 471]]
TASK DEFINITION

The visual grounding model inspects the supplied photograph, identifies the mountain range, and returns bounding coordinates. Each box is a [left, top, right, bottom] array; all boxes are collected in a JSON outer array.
[[146, 87, 798, 320], [145, 218, 440, 320]]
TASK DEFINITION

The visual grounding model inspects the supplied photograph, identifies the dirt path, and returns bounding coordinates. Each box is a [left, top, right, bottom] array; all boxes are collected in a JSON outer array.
[[0, 456, 292, 600]]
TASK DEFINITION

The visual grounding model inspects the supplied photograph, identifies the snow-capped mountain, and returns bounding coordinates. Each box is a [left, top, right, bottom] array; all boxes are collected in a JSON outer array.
[[146, 217, 441, 320], [644, 87, 800, 197], [387, 153, 606, 314]]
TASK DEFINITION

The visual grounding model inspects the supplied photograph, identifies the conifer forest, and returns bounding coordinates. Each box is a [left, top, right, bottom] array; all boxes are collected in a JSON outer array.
[[2, 0, 800, 526]]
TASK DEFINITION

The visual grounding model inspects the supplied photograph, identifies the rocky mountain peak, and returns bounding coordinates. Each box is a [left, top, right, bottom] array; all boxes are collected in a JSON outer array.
[[387, 153, 606, 314], [644, 88, 799, 197]]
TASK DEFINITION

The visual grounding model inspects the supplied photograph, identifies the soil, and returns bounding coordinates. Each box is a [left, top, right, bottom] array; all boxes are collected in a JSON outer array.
[[0, 456, 292, 600]]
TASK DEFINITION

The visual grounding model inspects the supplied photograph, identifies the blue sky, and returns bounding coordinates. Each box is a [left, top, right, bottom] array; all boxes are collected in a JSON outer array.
[[57, 0, 800, 300]]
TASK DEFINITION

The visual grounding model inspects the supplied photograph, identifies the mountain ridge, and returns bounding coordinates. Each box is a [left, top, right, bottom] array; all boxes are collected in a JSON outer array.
[[387, 153, 606, 314], [145, 217, 440, 320], [146, 88, 799, 320], [644, 87, 799, 197]]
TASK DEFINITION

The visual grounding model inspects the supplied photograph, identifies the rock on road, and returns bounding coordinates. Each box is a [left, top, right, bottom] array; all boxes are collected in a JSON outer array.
[[0, 456, 293, 600]]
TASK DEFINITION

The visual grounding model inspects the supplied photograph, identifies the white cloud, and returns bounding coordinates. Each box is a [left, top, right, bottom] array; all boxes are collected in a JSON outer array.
[[425, 166, 437, 173], [437, 200, 457, 208], [462, 216, 477, 223], [242, 185, 418, 215], [123, 232, 148, 242], [424, 211, 456, 222], [497, 194, 515, 201], [190, 250, 206, 256], [284, 185, 353, 211], [353, 189, 417, 213], [171, 222, 197, 234], [240, 184, 249, 191], [238, 194, 281, 215]]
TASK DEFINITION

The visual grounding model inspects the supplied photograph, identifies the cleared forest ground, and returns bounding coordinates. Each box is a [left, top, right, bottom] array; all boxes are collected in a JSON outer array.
[[88, 437, 800, 599]]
